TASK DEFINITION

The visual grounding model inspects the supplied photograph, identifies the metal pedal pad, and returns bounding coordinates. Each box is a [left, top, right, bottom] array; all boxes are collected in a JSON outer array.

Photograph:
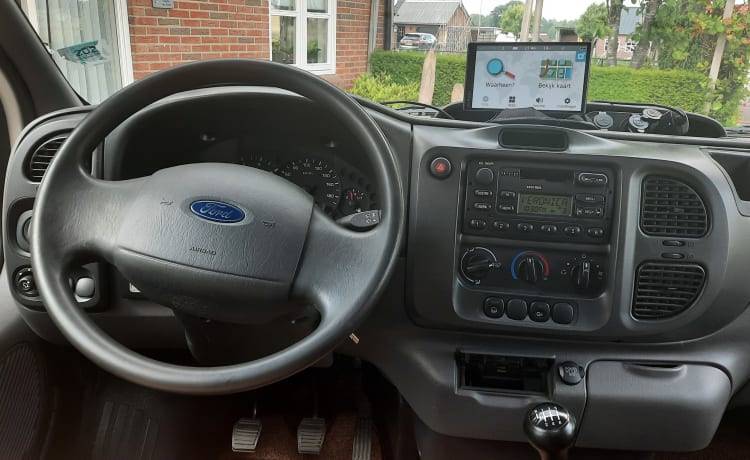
[[352, 416, 373, 460], [297, 417, 326, 454], [232, 417, 263, 453]]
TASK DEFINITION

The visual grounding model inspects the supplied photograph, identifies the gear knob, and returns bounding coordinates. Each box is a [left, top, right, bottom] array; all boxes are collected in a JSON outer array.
[[523, 402, 576, 460]]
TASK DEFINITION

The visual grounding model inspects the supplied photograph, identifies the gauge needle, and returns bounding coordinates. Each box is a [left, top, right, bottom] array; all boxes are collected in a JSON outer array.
[[504, 70, 516, 79]]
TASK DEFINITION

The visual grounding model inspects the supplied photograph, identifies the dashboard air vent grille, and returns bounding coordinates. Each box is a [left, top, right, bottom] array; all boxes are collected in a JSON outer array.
[[27, 135, 67, 182], [640, 176, 708, 237], [633, 262, 705, 320]]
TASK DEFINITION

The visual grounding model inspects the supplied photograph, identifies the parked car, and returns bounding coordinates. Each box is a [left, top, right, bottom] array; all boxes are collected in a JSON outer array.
[[398, 33, 437, 51]]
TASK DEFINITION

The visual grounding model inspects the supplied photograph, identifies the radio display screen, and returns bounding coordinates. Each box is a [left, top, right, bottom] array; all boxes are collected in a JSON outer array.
[[517, 193, 572, 216]]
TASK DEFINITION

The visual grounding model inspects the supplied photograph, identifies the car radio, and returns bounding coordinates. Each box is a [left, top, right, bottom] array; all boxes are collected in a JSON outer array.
[[462, 160, 614, 243]]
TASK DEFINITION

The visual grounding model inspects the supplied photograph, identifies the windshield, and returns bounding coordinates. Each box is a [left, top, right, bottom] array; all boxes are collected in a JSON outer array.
[[18, 0, 750, 127]]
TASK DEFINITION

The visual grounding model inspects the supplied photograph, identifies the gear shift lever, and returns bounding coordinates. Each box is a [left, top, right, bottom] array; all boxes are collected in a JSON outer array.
[[523, 402, 576, 460]]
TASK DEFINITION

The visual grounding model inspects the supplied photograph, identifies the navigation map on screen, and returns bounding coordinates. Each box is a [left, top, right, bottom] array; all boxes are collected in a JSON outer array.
[[465, 43, 591, 112]]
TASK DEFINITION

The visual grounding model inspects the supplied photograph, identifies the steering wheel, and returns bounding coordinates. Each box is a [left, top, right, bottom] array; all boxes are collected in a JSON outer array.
[[30, 60, 404, 394]]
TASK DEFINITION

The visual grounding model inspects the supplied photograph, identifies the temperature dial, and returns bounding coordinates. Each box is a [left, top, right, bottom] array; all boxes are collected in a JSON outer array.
[[460, 247, 500, 284], [511, 251, 550, 285]]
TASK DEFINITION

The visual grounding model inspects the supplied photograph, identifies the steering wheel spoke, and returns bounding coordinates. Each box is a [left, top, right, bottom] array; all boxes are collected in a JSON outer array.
[[292, 208, 393, 321], [32, 158, 145, 267]]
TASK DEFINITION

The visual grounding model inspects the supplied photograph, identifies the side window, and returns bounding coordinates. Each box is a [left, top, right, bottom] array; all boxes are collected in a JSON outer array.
[[20, 0, 130, 103]]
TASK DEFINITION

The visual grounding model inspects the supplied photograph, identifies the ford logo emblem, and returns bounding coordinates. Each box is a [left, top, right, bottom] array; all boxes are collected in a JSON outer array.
[[190, 200, 245, 223]]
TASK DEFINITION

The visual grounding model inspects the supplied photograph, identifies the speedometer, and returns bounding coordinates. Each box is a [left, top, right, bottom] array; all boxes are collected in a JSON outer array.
[[279, 157, 342, 212]]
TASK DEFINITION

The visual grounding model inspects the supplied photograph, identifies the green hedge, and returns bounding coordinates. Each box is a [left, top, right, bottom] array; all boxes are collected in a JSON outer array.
[[369, 51, 467, 106], [366, 50, 719, 121], [587, 67, 710, 114]]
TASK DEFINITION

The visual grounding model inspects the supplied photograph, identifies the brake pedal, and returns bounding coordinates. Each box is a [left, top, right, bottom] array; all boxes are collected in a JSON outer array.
[[298, 417, 326, 454], [232, 401, 263, 453], [352, 416, 373, 460]]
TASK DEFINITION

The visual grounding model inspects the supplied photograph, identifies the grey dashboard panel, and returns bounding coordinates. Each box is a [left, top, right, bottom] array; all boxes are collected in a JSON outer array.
[[577, 361, 730, 451], [407, 124, 748, 342], [6, 89, 750, 451]]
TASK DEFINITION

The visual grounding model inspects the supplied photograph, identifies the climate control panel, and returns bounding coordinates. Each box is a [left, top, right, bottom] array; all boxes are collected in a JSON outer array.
[[459, 246, 606, 297]]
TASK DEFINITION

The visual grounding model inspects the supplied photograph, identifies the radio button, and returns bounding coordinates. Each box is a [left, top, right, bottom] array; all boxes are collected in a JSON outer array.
[[587, 227, 604, 238], [577, 172, 608, 185], [575, 206, 603, 218], [517, 223, 534, 232], [473, 202, 492, 211], [540, 224, 558, 234], [576, 193, 605, 204], [499, 190, 517, 199], [474, 189, 493, 197], [498, 204, 516, 213], [492, 221, 510, 231], [506, 299, 528, 320], [475, 167, 495, 185], [469, 219, 487, 230], [564, 225, 582, 236]]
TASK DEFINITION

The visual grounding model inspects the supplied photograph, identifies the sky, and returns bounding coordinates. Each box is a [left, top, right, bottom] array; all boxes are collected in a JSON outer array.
[[461, 0, 603, 21]]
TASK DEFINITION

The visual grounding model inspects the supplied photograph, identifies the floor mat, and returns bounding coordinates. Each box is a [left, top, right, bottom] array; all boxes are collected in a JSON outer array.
[[218, 413, 381, 460]]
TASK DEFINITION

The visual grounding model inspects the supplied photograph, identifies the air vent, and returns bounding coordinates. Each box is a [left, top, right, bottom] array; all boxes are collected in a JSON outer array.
[[633, 262, 706, 320], [27, 135, 67, 182], [640, 176, 708, 237]]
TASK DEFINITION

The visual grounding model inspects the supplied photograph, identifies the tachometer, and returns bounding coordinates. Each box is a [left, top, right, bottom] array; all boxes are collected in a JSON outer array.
[[279, 157, 341, 212]]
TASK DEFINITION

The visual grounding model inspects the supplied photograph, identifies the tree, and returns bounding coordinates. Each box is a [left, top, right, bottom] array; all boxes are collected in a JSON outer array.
[[500, 3, 526, 37], [487, 1, 523, 28], [542, 18, 577, 39], [649, 0, 750, 122], [606, 0, 624, 66], [630, 0, 662, 68], [576, 3, 610, 42]]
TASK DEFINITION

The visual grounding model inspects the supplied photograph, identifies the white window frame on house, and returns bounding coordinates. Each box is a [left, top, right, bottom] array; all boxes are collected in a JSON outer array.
[[269, 0, 337, 75]]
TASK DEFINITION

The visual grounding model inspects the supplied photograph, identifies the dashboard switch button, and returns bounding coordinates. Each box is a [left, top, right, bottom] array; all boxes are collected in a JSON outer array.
[[506, 299, 528, 320], [558, 361, 585, 385], [483, 297, 504, 318], [663, 240, 685, 247], [530, 301, 550, 322], [429, 157, 452, 179], [564, 225, 582, 236], [661, 252, 685, 259], [552, 303, 575, 325]]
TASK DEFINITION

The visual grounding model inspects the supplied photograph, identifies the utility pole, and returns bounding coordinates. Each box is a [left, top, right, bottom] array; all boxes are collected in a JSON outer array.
[[520, 0, 534, 42], [531, 0, 544, 41], [706, 0, 734, 112]]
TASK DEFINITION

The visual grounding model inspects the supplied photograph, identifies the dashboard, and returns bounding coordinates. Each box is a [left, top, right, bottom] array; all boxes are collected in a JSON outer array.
[[6, 88, 750, 455]]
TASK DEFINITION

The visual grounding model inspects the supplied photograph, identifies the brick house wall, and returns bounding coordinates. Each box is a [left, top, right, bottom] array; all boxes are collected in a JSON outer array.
[[127, 0, 384, 89]]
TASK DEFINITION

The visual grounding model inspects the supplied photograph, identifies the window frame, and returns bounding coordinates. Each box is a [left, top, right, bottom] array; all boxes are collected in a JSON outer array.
[[269, 0, 336, 75]]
